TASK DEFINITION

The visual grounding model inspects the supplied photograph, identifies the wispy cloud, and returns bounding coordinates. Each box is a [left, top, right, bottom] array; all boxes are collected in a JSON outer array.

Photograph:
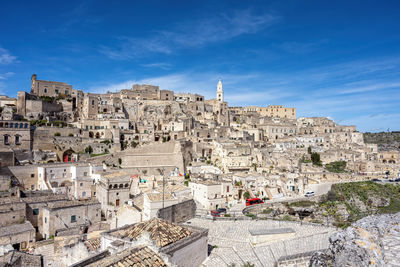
[[0, 47, 17, 64], [0, 72, 15, 80], [141, 63, 173, 70], [99, 9, 280, 60]]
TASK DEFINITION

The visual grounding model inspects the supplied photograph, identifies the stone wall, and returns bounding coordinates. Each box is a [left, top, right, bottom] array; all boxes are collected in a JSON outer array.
[[157, 199, 196, 223], [0, 151, 14, 167]]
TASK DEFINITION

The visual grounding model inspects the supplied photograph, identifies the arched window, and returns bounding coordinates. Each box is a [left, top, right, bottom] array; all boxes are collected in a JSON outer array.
[[113, 184, 118, 188], [119, 184, 123, 188], [124, 183, 129, 188]]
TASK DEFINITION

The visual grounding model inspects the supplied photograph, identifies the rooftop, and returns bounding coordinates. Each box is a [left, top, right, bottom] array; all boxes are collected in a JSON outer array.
[[85, 246, 166, 267], [45, 200, 99, 210], [146, 192, 175, 202], [107, 218, 193, 247], [0, 221, 34, 237], [102, 171, 129, 179]]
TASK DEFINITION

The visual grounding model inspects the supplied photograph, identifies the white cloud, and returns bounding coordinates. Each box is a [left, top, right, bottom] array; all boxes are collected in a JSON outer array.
[[141, 62, 173, 70], [99, 9, 279, 60], [0, 47, 17, 64], [0, 72, 15, 80]]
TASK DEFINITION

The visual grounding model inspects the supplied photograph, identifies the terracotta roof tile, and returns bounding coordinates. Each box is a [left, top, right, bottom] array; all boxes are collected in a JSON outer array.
[[110, 218, 192, 247], [86, 246, 166, 267]]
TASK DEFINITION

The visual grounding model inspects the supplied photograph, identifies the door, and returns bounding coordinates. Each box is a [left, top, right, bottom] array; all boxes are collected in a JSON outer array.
[[116, 199, 120, 206]]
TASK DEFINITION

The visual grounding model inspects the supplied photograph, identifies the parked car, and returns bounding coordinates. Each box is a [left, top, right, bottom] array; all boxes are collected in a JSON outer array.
[[217, 208, 227, 214], [210, 210, 221, 217], [304, 191, 315, 197], [395, 178, 400, 182], [372, 178, 382, 182]]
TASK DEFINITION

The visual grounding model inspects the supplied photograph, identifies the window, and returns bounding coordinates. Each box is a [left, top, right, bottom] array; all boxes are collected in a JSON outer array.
[[84, 172, 87, 176], [65, 90, 69, 95], [4, 135, 9, 145], [80, 183, 83, 187], [33, 209, 39, 215], [55, 89, 59, 94], [44, 88, 47, 93], [71, 215, 76, 222], [45, 217, 47, 223], [82, 192, 86, 197], [31, 174, 35, 178], [92, 100, 95, 105]]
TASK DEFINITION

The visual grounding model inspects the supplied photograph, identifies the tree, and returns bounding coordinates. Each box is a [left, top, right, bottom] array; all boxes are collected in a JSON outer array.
[[252, 163, 258, 171], [308, 146, 312, 154], [311, 152, 321, 166], [243, 191, 251, 199], [85, 146, 93, 154], [54, 132, 61, 136]]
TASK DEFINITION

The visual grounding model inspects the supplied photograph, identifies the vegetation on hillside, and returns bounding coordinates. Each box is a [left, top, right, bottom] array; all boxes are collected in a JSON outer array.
[[325, 161, 347, 173], [251, 181, 400, 229]]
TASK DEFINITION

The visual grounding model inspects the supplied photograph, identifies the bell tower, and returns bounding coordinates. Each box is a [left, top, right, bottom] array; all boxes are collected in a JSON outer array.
[[217, 79, 223, 102]]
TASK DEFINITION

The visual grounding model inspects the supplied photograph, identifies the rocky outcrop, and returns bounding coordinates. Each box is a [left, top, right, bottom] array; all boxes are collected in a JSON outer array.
[[310, 212, 400, 266]]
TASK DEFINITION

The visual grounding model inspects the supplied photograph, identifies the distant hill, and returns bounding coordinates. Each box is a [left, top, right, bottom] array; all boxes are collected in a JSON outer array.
[[363, 131, 400, 150]]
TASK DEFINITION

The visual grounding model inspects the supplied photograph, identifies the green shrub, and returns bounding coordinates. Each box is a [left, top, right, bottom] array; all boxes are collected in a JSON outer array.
[[85, 146, 93, 154], [311, 152, 322, 166], [281, 215, 293, 221], [326, 161, 347, 173], [54, 132, 61, 136], [68, 133, 74, 137]]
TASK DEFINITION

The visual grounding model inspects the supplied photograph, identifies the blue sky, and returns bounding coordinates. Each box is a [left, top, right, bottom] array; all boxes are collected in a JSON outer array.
[[0, 0, 400, 132]]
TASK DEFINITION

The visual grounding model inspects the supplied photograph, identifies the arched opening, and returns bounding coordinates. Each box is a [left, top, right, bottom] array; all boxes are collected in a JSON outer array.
[[63, 149, 75, 163], [50, 182, 59, 188], [95, 132, 100, 139], [119, 184, 123, 188], [89, 131, 94, 138], [113, 184, 118, 188], [383, 160, 387, 163]]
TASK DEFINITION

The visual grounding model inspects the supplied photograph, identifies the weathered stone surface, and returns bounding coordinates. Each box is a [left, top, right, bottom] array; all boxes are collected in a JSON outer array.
[[310, 212, 400, 266]]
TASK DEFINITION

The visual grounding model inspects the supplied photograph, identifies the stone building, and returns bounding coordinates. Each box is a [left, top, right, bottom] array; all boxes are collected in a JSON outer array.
[[0, 95, 17, 107], [0, 222, 35, 251], [189, 180, 232, 210], [99, 218, 208, 267], [41, 200, 101, 239], [96, 172, 133, 216], [30, 74, 78, 98], [0, 120, 32, 151]]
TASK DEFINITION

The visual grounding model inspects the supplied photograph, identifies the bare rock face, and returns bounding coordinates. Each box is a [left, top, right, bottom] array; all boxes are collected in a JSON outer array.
[[310, 212, 400, 266]]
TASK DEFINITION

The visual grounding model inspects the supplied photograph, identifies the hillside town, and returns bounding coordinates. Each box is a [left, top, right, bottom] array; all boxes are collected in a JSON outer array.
[[0, 74, 399, 267]]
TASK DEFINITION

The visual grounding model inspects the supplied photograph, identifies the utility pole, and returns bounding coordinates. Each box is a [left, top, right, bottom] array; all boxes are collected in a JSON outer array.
[[157, 168, 165, 209]]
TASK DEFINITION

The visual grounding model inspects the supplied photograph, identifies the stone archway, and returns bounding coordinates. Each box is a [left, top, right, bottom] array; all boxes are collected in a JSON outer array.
[[63, 149, 75, 162], [89, 131, 94, 138]]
